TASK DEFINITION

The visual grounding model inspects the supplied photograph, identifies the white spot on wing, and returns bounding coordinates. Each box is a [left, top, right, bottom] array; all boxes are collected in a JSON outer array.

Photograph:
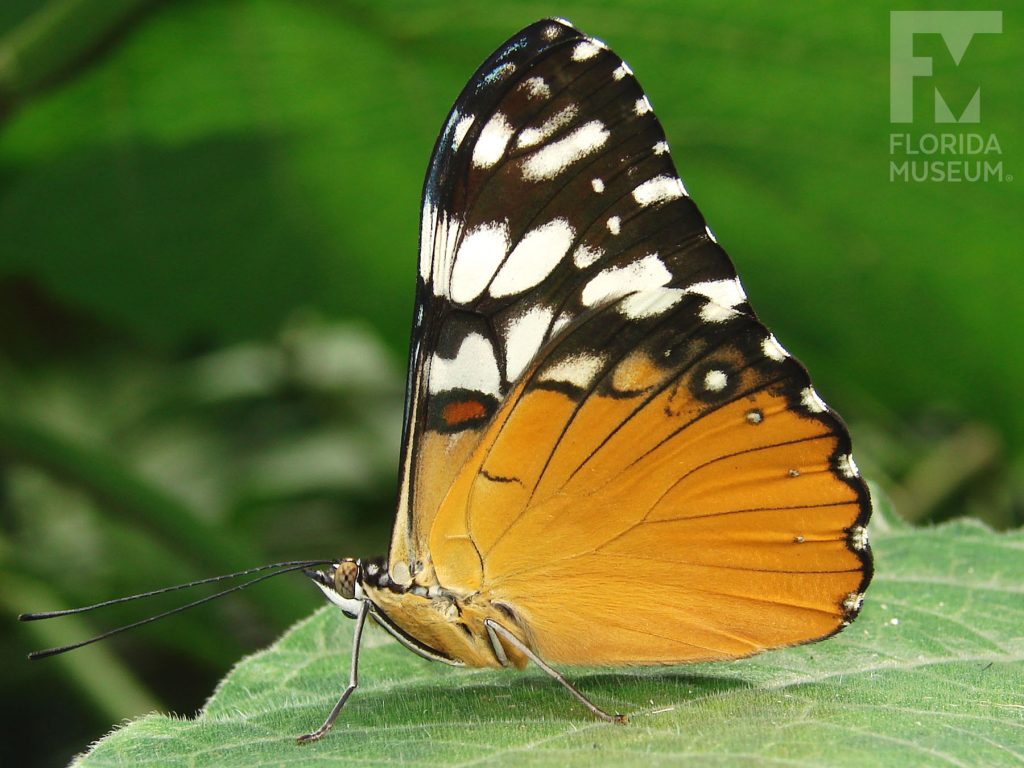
[[582, 254, 683, 319], [517, 105, 578, 149], [473, 112, 514, 169], [606, 216, 621, 235], [520, 76, 550, 99], [591, 178, 605, 193], [613, 62, 633, 80], [449, 222, 509, 303], [489, 218, 575, 298], [685, 278, 746, 323], [572, 40, 602, 61], [704, 369, 728, 392], [422, 204, 459, 295], [583, 257, 670, 308], [837, 453, 860, 478], [704, 224, 717, 242], [634, 96, 652, 115], [622, 288, 684, 319], [542, 24, 562, 41], [653, 140, 669, 155], [522, 120, 609, 181], [504, 305, 555, 383], [539, 353, 607, 388], [428, 332, 501, 397], [697, 303, 735, 323], [801, 387, 828, 413], [419, 201, 436, 282], [452, 114, 475, 151], [843, 592, 864, 614], [632, 175, 686, 207], [572, 243, 603, 268], [850, 525, 869, 551], [762, 334, 790, 362]]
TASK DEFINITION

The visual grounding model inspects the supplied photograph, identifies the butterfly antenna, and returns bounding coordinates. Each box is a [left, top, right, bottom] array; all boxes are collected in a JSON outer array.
[[19, 559, 332, 660]]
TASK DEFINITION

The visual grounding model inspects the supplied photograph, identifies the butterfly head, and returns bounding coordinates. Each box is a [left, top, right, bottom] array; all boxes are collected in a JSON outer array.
[[306, 558, 366, 618]]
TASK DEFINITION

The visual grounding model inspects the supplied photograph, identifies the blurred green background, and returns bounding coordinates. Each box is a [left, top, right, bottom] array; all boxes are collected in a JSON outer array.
[[1, 1, 1020, 765]]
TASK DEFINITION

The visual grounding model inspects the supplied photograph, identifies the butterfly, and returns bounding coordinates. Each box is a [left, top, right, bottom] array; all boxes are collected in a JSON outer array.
[[21, 17, 872, 744], [299, 16, 872, 740]]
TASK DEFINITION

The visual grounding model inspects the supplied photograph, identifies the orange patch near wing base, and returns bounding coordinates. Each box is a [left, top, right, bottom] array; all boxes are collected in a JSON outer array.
[[443, 399, 489, 427]]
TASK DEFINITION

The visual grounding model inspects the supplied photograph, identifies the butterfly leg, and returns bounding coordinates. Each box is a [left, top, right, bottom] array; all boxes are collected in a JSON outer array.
[[296, 599, 370, 744], [484, 619, 627, 724]]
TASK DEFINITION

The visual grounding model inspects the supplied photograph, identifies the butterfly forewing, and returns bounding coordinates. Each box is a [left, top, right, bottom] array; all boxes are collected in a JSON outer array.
[[392, 18, 871, 662]]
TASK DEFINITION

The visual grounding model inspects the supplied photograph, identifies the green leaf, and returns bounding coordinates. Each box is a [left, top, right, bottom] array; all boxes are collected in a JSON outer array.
[[73, 504, 1022, 767]]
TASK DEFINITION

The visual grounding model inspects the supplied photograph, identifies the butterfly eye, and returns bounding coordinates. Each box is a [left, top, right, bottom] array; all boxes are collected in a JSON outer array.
[[333, 559, 360, 600]]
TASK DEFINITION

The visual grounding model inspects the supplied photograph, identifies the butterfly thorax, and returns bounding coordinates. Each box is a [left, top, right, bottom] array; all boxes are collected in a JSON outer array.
[[314, 557, 530, 669]]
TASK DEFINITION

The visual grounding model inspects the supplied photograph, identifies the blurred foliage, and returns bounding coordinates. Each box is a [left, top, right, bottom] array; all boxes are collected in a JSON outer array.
[[1, 318, 403, 766], [0, 1, 1020, 766]]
